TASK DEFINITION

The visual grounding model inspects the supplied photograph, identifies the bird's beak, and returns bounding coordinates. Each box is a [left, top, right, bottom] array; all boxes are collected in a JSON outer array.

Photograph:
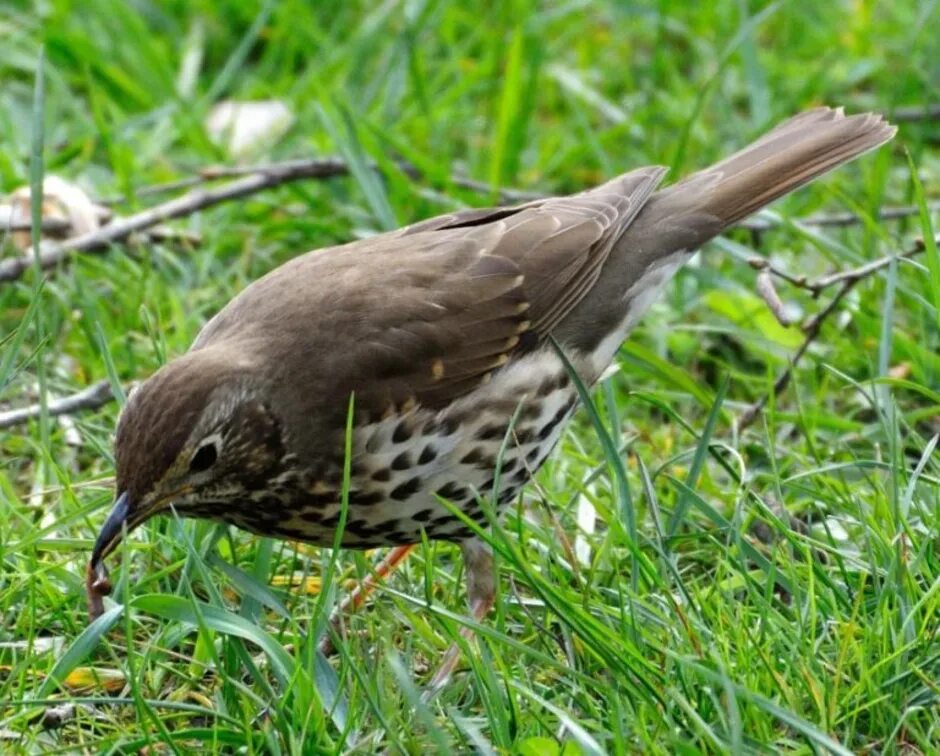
[[90, 490, 132, 568], [87, 490, 137, 620], [86, 487, 189, 620]]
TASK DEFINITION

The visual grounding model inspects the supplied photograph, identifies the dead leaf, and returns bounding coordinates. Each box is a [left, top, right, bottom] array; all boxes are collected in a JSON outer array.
[[270, 573, 322, 595], [63, 666, 126, 693], [4, 176, 101, 251]]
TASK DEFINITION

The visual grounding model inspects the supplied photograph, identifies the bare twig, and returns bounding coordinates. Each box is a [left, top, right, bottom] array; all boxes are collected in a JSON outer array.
[[809, 242, 927, 291], [891, 103, 940, 123], [2, 217, 72, 234], [142, 226, 203, 246], [737, 200, 940, 233], [748, 255, 809, 290], [0, 160, 352, 283], [117, 156, 935, 231], [0, 380, 113, 430], [751, 241, 926, 296], [738, 278, 858, 429], [436, 171, 542, 202], [95, 157, 349, 204], [755, 268, 796, 327], [97, 157, 542, 206], [2, 219, 200, 247], [739, 238, 932, 428]]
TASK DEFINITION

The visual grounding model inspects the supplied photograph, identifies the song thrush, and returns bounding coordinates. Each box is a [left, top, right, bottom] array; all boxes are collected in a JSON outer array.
[[88, 108, 894, 685]]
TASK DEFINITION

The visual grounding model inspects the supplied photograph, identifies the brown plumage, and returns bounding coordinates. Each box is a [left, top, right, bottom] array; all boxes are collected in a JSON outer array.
[[88, 109, 894, 672]]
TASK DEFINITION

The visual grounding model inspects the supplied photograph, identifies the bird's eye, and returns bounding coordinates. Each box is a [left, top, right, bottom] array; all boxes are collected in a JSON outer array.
[[189, 442, 218, 473]]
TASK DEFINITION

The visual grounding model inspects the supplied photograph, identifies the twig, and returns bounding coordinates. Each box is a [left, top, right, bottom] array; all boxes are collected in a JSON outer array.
[[2, 218, 200, 247], [97, 157, 542, 206], [141, 226, 203, 246], [755, 268, 796, 327], [748, 256, 809, 290], [95, 158, 349, 204], [809, 242, 926, 291], [0, 160, 351, 283], [736, 200, 940, 233], [0, 380, 114, 430], [2, 217, 72, 234], [749, 242, 926, 296], [891, 103, 940, 123], [739, 238, 932, 428], [738, 279, 857, 429]]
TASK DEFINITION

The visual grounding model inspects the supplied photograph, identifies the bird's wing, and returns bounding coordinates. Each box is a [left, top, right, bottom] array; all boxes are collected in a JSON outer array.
[[396, 166, 668, 338], [197, 166, 666, 416]]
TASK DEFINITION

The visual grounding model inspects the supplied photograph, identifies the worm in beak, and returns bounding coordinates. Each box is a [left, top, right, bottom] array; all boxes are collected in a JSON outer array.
[[86, 491, 131, 620]]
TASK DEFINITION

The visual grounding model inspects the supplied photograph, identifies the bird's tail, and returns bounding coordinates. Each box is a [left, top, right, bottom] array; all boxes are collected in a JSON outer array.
[[662, 107, 895, 232], [559, 108, 896, 361]]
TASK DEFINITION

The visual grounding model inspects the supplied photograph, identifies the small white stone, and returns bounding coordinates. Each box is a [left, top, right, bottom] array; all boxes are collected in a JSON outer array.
[[206, 100, 294, 160]]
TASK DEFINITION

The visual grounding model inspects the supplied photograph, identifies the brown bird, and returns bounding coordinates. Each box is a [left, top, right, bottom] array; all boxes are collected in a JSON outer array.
[[88, 107, 894, 687]]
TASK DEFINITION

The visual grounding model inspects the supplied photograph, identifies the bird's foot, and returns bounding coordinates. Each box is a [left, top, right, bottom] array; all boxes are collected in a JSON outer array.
[[422, 538, 495, 700]]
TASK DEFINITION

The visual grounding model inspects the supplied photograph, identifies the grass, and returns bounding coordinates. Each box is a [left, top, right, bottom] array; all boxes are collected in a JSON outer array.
[[1, 0, 939, 752]]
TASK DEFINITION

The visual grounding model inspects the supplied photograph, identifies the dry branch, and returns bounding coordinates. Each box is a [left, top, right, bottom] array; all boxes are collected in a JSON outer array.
[[104, 157, 936, 231], [97, 158, 543, 206], [749, 242, 926, 296], [0, 158, 543, 284], [2, 217, 72, 234], [0, 159, 352, 283], [95, 157, 349, 204], [0, 380, 113, 430], [755, 268, 796, 327], [738, 237, 932, 429], [891, 103, 940, 122], [737, 200, 940, 233]]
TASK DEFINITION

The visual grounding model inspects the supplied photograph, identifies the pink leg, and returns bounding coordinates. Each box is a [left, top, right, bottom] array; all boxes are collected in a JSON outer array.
[[424, 538, 495, 697], [320, 544, 416, 653]]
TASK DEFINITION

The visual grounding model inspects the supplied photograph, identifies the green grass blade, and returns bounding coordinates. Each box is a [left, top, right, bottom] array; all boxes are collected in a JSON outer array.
[[37, 605, 124, 697], [667, 376, 728, 537], [549, 337, 638, 589], [906, 149, 940, 323], [132, 594, 294, 683]]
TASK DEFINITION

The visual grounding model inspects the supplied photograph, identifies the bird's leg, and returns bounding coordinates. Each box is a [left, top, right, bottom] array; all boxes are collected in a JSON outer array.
[[319, 544, 416, 653], [424, 538, 495, 697], [340, 544, 417, 613]]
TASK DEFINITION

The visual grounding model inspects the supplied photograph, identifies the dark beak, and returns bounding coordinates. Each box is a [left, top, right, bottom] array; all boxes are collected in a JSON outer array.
[[91, 490, 132, 567], [86, 490, 132, 620]]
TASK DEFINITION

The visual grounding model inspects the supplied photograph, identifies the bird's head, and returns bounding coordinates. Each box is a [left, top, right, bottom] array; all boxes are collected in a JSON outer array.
[[89, 346, 286, 590]]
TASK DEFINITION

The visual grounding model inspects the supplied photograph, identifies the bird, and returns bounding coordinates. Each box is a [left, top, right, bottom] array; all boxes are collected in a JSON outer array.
[[87, 107, 894, 688]]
